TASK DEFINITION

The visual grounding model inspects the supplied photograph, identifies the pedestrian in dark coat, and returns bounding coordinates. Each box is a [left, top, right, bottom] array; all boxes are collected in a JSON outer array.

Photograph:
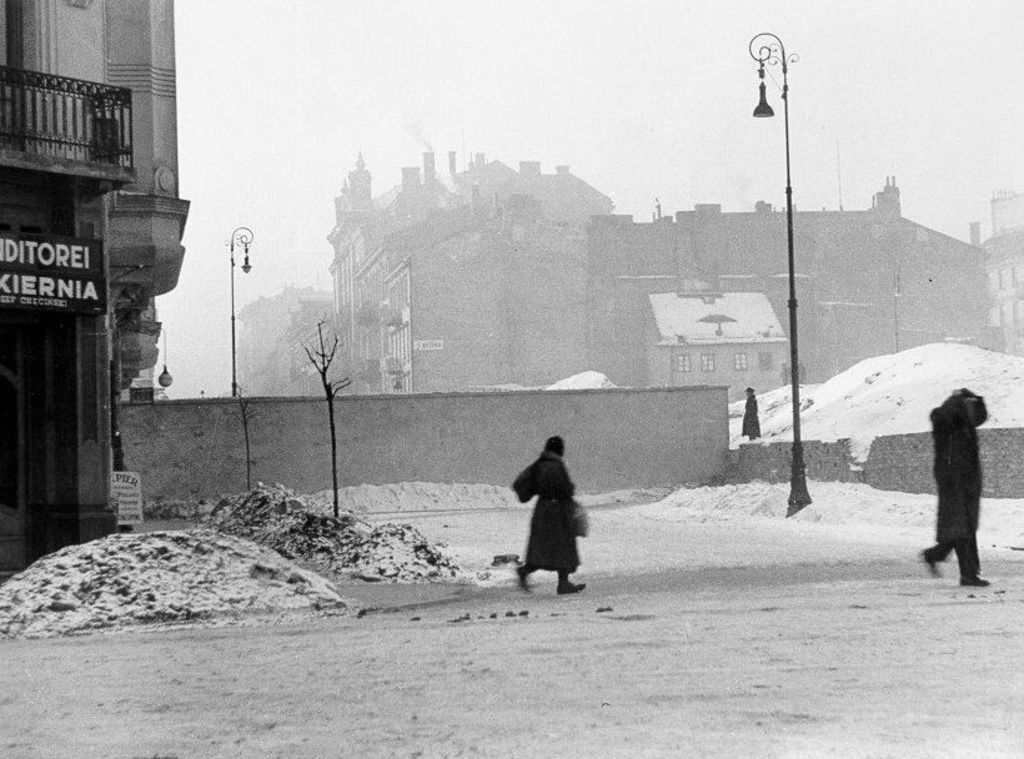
[[742, 387, 761, 440], [516, 436, 586, 595], [921, 388, 989, 587]]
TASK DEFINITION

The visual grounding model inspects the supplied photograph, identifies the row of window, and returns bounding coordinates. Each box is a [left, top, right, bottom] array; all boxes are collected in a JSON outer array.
[[990, 265, 1024, 292], [676, 351, 775, 373]]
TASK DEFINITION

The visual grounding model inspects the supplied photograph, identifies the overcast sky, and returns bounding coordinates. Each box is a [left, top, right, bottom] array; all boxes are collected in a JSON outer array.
[[158, 0, 1024, 398]]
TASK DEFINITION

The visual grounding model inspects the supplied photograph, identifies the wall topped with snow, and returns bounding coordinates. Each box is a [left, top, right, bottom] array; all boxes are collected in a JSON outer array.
[[122, 386, 729, 500], [732, 427, 1024, 498]]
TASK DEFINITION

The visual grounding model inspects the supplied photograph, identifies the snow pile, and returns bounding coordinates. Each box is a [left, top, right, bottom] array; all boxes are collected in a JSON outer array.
[[204, 483, 465, 582], [545, 371, 617, 390], [0, 529, 349, 639], [730, 343, 1024, 460], [315, 481, 522, 513], [634, 480, 1024, 548]]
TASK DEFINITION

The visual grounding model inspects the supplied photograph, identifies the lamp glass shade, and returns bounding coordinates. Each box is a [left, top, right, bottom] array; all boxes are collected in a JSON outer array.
[[753, 82, 774, 118], [158, 365, 173, 388]]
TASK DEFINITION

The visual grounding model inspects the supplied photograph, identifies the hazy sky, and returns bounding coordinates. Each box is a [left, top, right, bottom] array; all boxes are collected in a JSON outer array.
[[159, 0, 1024, 398]]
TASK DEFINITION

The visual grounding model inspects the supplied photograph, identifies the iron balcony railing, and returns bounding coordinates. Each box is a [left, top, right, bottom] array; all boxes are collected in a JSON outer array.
[[0, 65, 133, 169]]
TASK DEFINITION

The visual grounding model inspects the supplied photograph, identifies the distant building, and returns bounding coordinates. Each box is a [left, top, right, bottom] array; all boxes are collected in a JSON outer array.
[[0, 1, 188, 568], [984, 190, 1024, 356], [587, 178, 995, 388], [646, 292, 787, 399], [237, 287, 333, 396], [328, 152, 612, 393]]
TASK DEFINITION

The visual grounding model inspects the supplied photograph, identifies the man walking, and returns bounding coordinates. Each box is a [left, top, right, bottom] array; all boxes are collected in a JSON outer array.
[[921, 388, 989, 587]]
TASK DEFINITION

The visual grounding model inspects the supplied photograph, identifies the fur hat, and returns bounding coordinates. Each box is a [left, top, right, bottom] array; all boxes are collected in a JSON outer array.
[[544, 436, 565, 456]]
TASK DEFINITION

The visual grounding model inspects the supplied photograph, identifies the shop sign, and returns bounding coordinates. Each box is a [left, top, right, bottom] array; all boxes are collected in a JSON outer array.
[[413, 339, 444, 351], [0, 233, 106, 314], [110, 471, 144, 525]]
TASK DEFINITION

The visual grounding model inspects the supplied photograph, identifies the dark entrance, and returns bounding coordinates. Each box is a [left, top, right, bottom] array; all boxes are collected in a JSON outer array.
[[0, 315, 82, 567]]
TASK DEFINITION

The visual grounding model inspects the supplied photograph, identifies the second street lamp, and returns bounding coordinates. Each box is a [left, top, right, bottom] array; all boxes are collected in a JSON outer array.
[[748, 31, 812, 516], [229, 226, 254, 398]]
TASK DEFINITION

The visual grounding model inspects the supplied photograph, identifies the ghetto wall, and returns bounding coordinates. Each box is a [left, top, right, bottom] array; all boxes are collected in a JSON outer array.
[[121, 386, 729, 501], [731, 428, 1024, 498]]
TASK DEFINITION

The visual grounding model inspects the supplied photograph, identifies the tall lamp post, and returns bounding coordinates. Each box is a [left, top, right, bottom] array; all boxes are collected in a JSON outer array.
[[748, 32, 812, 515], [229, 226, 254, 397]]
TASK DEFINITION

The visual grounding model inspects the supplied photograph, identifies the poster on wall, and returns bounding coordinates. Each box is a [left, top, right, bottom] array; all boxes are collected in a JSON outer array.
[[110, 471, 144, 525], [0, 233, 106, 314]]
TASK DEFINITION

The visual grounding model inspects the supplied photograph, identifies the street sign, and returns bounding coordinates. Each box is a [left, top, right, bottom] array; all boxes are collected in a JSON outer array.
[[413, 339, 444, 351]]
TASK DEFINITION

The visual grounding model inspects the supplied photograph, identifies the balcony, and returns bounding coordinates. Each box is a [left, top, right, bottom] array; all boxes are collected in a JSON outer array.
[[0, 65, 134, 184]]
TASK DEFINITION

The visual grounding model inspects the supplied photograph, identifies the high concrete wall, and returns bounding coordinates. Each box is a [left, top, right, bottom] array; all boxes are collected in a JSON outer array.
[[731, 428, 1024, 498], [121, 386, 729, 500]]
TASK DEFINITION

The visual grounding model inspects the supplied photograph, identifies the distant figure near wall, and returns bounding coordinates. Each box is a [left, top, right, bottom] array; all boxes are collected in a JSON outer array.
[[742, 387, 761, 440]]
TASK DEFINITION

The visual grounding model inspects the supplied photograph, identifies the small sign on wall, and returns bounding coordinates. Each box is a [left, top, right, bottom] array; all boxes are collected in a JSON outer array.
[[413, 339, 444, 351], [110, 471, 143, 525]]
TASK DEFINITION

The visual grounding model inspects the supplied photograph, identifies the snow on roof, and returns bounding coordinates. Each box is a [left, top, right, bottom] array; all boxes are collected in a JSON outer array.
[[729, 342, 1024, 461], [649, 292, 787, 345]]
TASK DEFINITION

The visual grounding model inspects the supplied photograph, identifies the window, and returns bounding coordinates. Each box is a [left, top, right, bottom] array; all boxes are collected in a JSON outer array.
[[676, 354, 692, 373], [733, 353, 748, 371], [759, 352, 773, 371], [700, 353, 715, 372]]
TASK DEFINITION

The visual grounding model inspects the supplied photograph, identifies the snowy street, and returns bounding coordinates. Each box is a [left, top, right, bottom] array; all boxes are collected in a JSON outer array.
[[4, 482, 1024, 758]]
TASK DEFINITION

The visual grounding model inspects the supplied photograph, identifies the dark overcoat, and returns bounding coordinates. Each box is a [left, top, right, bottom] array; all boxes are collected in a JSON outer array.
[[742, 396, 761, 439], [931, 391, 987, 543], [524, 451, 580, 572]]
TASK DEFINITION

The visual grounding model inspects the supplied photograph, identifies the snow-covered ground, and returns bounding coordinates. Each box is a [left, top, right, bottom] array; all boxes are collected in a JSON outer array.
[[729, 343, 1024, 459]]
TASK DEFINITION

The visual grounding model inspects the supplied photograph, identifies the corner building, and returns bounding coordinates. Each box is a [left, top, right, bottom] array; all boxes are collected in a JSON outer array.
[[0, 0, 187, 569]]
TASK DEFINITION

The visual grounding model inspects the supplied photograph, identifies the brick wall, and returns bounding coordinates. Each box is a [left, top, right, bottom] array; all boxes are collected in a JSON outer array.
[[731, 427, 1024, 497], [122, 386, 729, 501]]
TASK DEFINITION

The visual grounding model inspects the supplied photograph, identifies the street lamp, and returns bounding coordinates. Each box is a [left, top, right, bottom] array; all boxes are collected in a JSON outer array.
[[748, 32, 812, 516], [229, 226, 254, 397]]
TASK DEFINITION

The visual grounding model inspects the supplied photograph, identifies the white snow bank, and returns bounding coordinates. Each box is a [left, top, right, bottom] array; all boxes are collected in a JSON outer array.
[[314, 481, 523, 513], [636, 480, 1024, 549], [730, 343, 1024, 460], [544, 371, 616, 390], [0, 529, 350, 639]]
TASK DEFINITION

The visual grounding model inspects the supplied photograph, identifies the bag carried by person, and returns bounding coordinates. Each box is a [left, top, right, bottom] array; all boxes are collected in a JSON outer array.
[[512, 462, 537, 503], [570, 499, 589, 538]]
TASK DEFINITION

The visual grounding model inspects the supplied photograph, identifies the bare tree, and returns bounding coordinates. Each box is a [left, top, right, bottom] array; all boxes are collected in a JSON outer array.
[[303, 319, 352, 518], [236, 387, 257, 490]]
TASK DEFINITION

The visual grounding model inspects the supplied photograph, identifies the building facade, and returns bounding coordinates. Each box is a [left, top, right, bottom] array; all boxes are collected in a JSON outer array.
[[645, 291, 788, 399], [984, 190, 1024, 356], [587, 179, 995, 389], [237, 286, 333, 396], [328, 152, 612, 393], [0, 0, 187, 568]]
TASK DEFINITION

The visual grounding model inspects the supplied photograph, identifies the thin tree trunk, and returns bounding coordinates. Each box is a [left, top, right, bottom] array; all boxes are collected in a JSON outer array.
[[328, 393, 339, 518], [242, 416, 252, 490]]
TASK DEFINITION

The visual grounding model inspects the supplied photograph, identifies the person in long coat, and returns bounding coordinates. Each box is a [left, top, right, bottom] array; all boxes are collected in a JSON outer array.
[[742, 387, 761, 440], [516, 436, 586, 595], [921, 388, 989, 587]]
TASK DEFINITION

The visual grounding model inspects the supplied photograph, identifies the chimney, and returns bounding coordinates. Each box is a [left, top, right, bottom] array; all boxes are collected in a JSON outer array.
[[422, 152, 435, 184], [474, 153, 486, 170], [555, 165, 570, 175], [401, 166, 420, 193], [448, 150, 457, 176], [872, 176, 901, 221], [755, 200, 773, 214], [518, 161, 541, 176], [970, 221, 981, 247]]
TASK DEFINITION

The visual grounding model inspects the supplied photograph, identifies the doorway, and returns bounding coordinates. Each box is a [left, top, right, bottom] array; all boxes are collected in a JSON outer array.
[[0, 327, 25, 568]]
